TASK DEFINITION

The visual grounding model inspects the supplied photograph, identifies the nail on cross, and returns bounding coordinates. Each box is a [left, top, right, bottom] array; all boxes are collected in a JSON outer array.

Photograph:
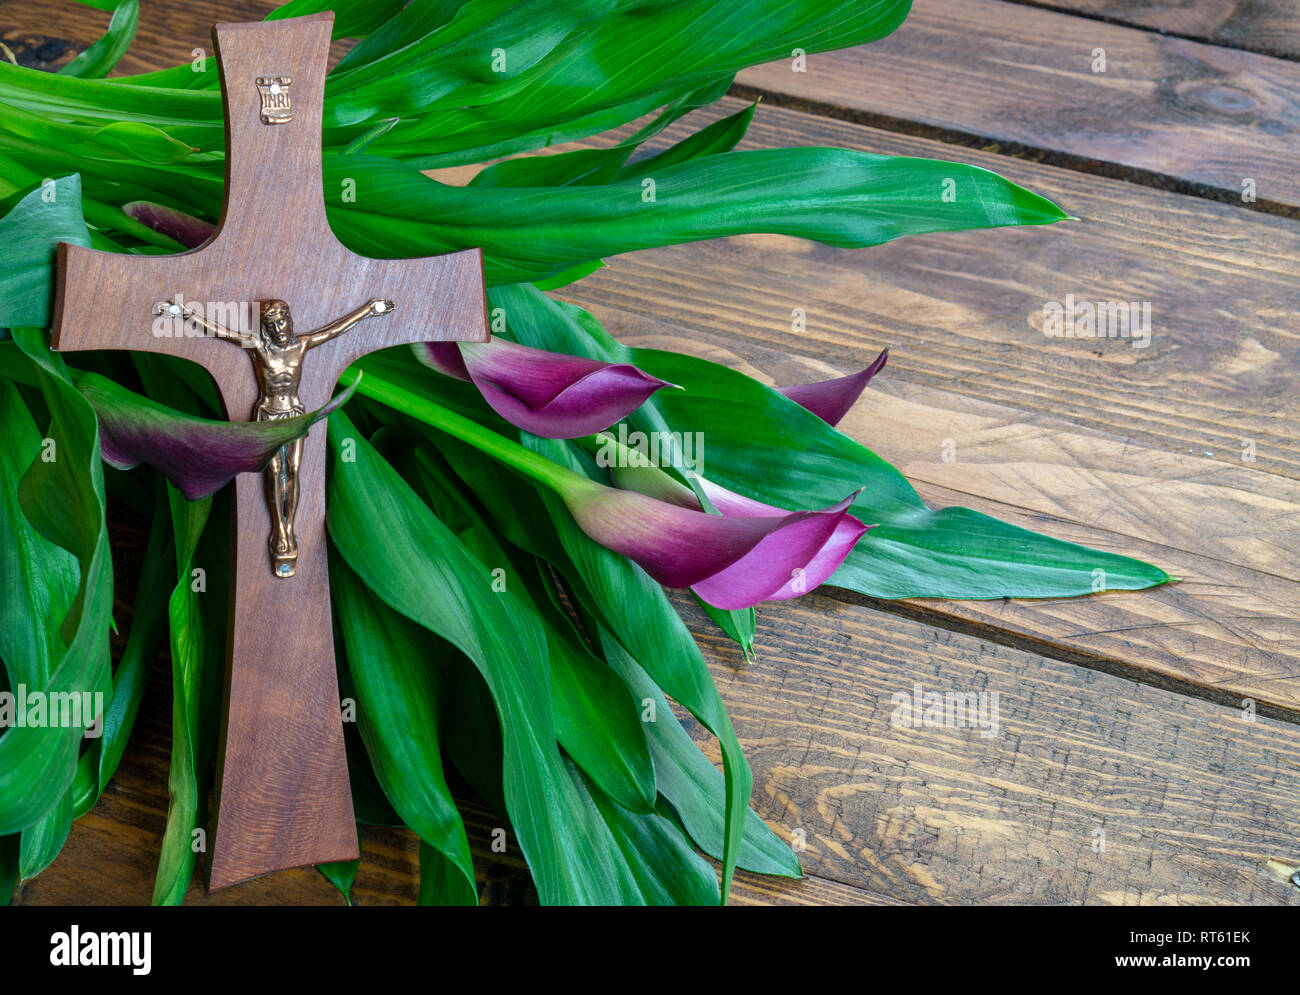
[[50, 13, 488, 889]]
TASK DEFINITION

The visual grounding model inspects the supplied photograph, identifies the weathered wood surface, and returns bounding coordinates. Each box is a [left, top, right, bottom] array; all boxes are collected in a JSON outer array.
[[7, 0, 1300, 905], [1025, 0, 1300, 59], [670, 591, 1300, 905], [736, 0, 1300, 212]]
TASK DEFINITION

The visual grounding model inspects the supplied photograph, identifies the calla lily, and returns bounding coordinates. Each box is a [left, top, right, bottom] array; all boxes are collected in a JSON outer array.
[[568, 457, 871, 610], [778, 347, 888, 426], [415, 339, 675, 439], [75, 370, 356, 499], [122, 201, 215, 249], [345, 368, 862, 611]]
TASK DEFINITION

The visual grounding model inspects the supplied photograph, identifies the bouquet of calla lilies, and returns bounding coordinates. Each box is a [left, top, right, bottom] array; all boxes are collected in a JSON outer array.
[[0, 0, 1169, 905]]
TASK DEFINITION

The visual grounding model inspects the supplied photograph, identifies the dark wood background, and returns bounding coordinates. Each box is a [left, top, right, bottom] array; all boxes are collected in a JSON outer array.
[[3, 0, 1298, 905]]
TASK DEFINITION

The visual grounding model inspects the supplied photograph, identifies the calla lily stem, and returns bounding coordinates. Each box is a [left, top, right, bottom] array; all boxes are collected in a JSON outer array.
[[338, 366, 589, 496]]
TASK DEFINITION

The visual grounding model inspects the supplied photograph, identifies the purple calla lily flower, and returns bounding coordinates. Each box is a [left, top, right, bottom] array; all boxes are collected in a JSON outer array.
[[689, 477, 873, 605], [75, 371, 356, 500], [416, 339, 675, 439], [122, 201, 215, 249], [567, 468, 871, 610], [777, 347, 888, 427]]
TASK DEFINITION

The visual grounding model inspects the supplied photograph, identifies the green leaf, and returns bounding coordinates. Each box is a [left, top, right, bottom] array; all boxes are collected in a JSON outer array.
[[401, 443, 656, 814], [544, 617, 657, 813], [465, 98, 754, 193], [133, 354, 221, 417], [568, 757, 719, 905], [323, 0, 911, 159], [399, 74, 735, 171], [317, 854, 361, 905], [602, 632, 800, 877], [335, 652, 404, 828], [18, 794, 70, 882], [340, 116, 400, 156], [72, 483, 171, 818], [269, 0, 415, 41], [613, 100, 757, 181], [616, 346, 1171, 598], [531, 260, 605, 291], [418, 840, 474, 906], [58, 0, 139, 80], [0, 833, 16, 906], [326, 146, 1067, 285], [86, 121, 195, 164], [0, 329, 112, 837], [151, 485, 222, 905], [331, 554, 477, 907], [693, 593, 756, 662], [0, 377, 81, 724], [0, 176, 92, 328], [332, 0, 468, 72], [438, 651, 508, 819], [470, 146, 633, 190]]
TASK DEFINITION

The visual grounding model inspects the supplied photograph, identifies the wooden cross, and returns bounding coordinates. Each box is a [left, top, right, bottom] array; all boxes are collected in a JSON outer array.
[[49, 12, 488, 889]]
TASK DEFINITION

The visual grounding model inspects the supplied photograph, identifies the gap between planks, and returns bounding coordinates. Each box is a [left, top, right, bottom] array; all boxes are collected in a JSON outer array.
[[735, 0, 1300, 217], [1004, 0, 1300, 61], [728, 81, 1300, 221]]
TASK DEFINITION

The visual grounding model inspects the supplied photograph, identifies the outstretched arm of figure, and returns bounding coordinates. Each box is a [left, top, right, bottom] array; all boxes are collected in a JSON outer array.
[[151, 298, 258, 347], [301, 298, 395, 349]]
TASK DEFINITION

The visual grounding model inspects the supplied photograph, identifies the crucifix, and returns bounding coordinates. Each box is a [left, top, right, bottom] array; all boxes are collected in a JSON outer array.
[[50, 12, 489, 889]]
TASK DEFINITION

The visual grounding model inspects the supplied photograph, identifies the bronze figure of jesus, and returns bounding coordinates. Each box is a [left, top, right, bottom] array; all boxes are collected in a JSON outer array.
[[152, 296, 394, 577]]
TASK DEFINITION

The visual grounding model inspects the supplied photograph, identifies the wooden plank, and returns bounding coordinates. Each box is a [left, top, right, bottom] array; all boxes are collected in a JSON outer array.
[[1023, 0, 1300, 60], [569, 96, 1300, 714], [735, 0, 1300, 212], [669, 591, 1300, 905]]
